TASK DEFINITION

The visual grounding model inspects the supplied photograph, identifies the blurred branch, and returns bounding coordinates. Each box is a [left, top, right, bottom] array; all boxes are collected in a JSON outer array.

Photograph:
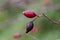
[[38, 13, 59, 25], [42, 13, 57, 24]]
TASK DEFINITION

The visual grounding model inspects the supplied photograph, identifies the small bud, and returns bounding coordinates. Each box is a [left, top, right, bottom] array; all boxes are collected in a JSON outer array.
[[23, 10, 36, 18], [26, 21, 34, 33], [31, 27, 39, 33], [57, 20, 60, 25], [13, 33, 21, 39]]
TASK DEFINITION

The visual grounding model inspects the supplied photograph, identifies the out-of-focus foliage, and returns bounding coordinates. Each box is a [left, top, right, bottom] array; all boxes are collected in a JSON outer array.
[[0, 0, 60, 40]]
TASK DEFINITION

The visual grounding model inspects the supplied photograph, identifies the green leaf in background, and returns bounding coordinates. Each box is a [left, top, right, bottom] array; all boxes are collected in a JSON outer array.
[[0, 0, 60, 40]]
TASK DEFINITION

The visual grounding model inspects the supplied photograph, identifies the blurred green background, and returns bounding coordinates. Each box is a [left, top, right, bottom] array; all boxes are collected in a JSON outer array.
[[0, 0, 60, 40]]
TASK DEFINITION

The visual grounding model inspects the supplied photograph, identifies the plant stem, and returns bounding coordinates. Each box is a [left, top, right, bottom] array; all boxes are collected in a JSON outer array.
[[37, 13, 58, 25], [32, 17, 37, 22], [42, 13, 57, 24], [32, 15, 42, 22]]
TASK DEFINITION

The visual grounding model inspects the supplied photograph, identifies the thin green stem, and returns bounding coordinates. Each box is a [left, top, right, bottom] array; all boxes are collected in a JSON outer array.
[[32, 17, 37, 22], [42, 13, 57, 24], [37, 13, 58, 25]]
